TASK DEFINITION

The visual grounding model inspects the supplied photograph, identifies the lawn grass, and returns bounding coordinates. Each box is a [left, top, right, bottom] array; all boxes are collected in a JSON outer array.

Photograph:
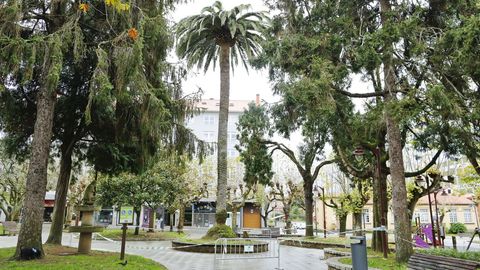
[[417, 248, 480, 262], [339, 252, 407, 270], [98, 228, 186, 241], [0, 245, 167, 270], [289, 236, 396, 249]]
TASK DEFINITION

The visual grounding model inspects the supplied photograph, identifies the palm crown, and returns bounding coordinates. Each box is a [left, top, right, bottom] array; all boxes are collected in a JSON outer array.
[[176, 1, 269, 72]]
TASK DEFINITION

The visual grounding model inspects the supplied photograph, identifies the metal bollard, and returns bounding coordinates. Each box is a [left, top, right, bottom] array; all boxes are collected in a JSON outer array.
[[350, 236, 368, 270]]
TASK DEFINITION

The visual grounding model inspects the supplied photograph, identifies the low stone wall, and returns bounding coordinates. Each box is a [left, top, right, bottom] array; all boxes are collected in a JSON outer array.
[[279, 239, 347, 250], [325, 256, 380, 270], [324, 248, 351, 259], [171, 240, 269, 253]]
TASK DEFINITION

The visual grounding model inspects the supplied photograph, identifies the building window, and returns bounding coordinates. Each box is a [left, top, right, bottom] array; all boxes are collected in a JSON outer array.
[[228, 132, 237, 143], [362, 209, 370, 223], [449, 209, 458, 223], [227, 148, 237, 157], [203, 131, 215, 142], [203, 115, 215, 125], [464, 208, 473, 223], [419, 209, 429, 223]]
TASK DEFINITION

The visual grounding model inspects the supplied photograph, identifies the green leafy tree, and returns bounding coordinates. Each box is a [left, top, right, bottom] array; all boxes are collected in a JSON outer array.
[[0, 148, 27, 222], [175, 1, 269, 225], [237, 102, 335, 236], [0, 0, 205, 248], [459, 165, 480, 198]]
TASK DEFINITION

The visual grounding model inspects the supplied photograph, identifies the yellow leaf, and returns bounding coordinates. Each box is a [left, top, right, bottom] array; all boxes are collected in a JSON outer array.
[[105, 0, 115, 6], [79, 3, 89, 13]]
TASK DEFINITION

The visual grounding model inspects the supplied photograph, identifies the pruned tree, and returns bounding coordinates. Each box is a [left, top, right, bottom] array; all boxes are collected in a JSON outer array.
[[237, 102, 335, 236], [270, 180, 302, 234]]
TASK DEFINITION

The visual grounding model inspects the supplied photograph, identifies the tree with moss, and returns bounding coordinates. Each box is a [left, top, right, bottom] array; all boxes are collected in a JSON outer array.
[[0, 0, 205, 252], [0, 0, 199, 257], [176, 1, 269, 225]]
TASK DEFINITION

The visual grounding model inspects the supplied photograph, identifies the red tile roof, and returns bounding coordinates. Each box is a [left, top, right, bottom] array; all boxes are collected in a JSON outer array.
[[417, 194, 474, 205]]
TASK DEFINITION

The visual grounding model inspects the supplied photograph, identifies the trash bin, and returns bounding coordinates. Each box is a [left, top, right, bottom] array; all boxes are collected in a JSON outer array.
[[350, 236, 368, 270]]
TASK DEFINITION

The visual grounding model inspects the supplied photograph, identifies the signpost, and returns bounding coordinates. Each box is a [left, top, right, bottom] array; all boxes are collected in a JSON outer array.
[[119, 206, 134, 260]]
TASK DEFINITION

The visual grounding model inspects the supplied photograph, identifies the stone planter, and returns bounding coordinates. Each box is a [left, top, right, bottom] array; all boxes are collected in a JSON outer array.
[[171, 240, 269, 253], [279, 238, 348, 249], [324, 248, 351, 259], [326, 256, 380, 270]]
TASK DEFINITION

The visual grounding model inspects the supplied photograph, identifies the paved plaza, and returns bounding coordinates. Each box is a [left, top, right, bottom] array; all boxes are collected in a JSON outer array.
[[0, 225, 327, 270], [2, 225, 480, 269]]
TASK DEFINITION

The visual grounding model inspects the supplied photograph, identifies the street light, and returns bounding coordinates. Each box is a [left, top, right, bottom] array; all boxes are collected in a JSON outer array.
[[353, 146, 388, 259], [415, 175, 437, 248]]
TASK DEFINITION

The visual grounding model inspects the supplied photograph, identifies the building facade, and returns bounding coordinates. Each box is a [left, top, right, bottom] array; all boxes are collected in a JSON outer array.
[[185, 97, 263, 229], [314, 190, 480, 234]]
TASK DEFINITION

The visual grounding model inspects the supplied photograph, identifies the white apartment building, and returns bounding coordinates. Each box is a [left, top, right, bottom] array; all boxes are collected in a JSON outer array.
[[186, 97, 258, 157]]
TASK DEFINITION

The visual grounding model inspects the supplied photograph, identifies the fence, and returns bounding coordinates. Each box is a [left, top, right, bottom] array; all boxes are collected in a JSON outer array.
[[213, 238, 281, 270]]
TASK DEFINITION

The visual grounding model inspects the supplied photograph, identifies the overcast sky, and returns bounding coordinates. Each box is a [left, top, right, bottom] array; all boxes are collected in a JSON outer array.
[[169, 0, 371, 109], [170, 0, 276, 103]]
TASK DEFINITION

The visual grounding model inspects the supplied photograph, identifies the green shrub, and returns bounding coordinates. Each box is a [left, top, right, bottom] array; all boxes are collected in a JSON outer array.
[[204, 224, 236, 239], [448, 223, 467, 234]]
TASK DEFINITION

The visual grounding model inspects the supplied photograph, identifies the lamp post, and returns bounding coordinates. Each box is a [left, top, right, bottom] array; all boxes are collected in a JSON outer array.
[[354, 146, 388, 258], [433, 189, 443, 247], [415, 175, 437, 248], [313, 191, 318, 236]]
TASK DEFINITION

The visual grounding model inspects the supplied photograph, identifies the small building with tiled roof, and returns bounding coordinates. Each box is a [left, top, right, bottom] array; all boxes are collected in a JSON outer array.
[[313, 189, 480, 233]]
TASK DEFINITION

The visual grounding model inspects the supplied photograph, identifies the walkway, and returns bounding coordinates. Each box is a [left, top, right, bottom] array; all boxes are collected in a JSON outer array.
[[0, 225, 327, 270]]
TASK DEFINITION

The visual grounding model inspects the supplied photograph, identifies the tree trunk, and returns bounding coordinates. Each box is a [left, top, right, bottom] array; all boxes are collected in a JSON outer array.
[[304, 178, 314, 236], [261, 210, 268, 228], [353, 212, 363, 236], [46, 145, 73, 245], [177, 205, 185, 234], [148, 208, 155, 232], [169, 212, 174, 232], [14, 70, 57, 259], [231, 205, 238, 230], [372, 163, 388, 251], [284, 206, 292, 234], [339, 214, 347, 238], [380, 0, 413, 262], [134, 209, 141, 235], [216, 44, 230, 225]]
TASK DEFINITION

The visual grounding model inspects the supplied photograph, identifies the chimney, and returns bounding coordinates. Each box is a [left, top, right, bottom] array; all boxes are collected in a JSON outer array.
[[255, 94, 260, 106]]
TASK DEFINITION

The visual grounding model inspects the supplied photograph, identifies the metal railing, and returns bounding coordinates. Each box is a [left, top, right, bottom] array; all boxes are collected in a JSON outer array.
[[213, 238, 281, 270]]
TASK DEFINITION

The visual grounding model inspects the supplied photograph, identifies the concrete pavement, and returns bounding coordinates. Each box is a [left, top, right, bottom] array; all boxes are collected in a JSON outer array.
[[0, 225, 327, 270]]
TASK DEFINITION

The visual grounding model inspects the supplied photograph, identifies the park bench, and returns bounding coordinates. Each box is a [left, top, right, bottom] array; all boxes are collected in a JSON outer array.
[[407, 252, 480, 270], [3, 221, 19, 236]]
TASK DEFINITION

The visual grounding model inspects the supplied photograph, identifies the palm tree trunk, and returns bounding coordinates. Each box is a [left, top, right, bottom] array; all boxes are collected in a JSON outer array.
[[380, 0, 413, 262], [216, 44, 230, 225], [46, 143, 74, 245], [14, 75, 57, 259]]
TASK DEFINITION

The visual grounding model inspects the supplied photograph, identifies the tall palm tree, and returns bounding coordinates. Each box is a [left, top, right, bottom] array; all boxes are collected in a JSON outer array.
[[176, 1, 268, 225]]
